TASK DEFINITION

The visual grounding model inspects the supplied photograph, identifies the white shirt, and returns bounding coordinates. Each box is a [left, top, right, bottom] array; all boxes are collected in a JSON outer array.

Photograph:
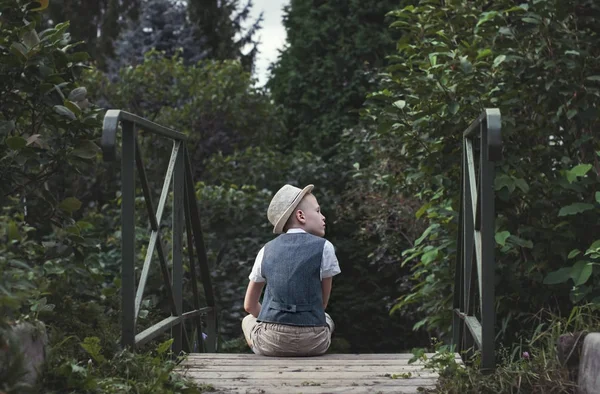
[[249, 228, 341, 282]]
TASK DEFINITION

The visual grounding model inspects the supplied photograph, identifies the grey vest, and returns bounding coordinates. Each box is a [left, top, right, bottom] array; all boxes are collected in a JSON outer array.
[[257, 233, 327, 326]]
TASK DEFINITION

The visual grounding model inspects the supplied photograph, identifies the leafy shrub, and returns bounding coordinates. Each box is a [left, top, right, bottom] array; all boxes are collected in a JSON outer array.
[[358, 0, 600, 343], [413, 305, 600, 393]]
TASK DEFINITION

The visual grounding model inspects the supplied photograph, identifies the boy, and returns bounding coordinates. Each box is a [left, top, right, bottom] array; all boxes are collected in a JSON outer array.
[[241, 184, 341, 356]]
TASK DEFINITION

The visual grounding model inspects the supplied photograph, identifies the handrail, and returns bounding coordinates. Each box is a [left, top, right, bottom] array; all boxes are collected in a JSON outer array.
[[101, 110, 217, 353], [452, 108, 501, 371]]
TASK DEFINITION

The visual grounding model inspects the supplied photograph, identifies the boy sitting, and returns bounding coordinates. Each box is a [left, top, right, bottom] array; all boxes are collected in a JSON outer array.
[[241, 184, 341, 356]]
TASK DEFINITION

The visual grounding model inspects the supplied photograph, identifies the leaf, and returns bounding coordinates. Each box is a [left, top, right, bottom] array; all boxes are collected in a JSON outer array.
[[26, 134, 43, 147], [30, 0, 49, 11], [10, 43, 28, 60], [566, 164, 592, 183], [69, 52, 90, 62], [393, 100, 406, 109], [6, 136, 27, 150], [587, 76, 600, 81], [568, 249, 581, 259], [558, 203, 594, 216], [585, 240, 600, 255], [504, 5, 526, 13], [495, 231, 510, 246], [416, 202, 432, 219], [8, 221, 21, 241], [71, 140, 100, 160], [514, 178, 529, 193], [54, 105, 76, 120], [63, 100, 82, 116], [81, 337, 106, 364], [476, 49, 492, 60], [476, 11, 498, 27], [0, 120, 16, 134], [570, 261, 593, 286], [495, 174, 515, 192], [449, 102, 460, 115], [508, 235, 533, 249], [421, 249, 438, 265], [567, 109, 577, 119], [596, 192, 600, 204], [68, 87, 87, 102], [460, 56, 472, 74], [492, 55, 506, 68], [522, 17, 541, 24], [157, 338, 174, 355], [59, 197, 82, 213], [543, 267, 571, 285], [415, 224, 439, 246]]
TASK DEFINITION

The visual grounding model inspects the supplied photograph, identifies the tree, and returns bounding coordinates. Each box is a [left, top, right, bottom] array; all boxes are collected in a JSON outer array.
[[109, 0, 207, 73], [46, 0, 141, 69], [187, 0, 262, 72], [85, 52, 283, 177], [268, 0, 399, 154]]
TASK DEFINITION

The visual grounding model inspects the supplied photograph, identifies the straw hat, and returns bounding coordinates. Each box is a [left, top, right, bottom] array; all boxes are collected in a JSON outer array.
[[267, 184, 314, 234]]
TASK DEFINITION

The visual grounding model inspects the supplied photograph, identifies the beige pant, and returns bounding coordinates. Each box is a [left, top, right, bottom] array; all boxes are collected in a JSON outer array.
[[241, 314, 334, 357]]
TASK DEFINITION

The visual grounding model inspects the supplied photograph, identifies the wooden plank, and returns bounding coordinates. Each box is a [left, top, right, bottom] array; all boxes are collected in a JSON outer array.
[[197, 385, 434, 394], [181, 360, 438, 368], [185, 353, 458, 360], [180, 371, 438, 380], [186, 377, 437, 386], [181, 365, 435, 372]]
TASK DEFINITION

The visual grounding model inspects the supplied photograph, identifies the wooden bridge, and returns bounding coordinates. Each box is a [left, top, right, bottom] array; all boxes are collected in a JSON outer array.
[[178, 353, 462, 393], [101, 108, 501, 392]]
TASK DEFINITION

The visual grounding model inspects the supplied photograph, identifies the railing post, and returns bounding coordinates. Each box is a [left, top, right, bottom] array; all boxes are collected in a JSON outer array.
[[453, 109, 501, 371], [479, 110, 501, 371], [121, 120, 136, 349], [172, 142, 185, 354]]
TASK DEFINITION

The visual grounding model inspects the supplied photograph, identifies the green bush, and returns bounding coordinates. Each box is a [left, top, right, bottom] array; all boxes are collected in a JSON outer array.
[[358, 0, 600, 343], [414, 305, 600, 393]]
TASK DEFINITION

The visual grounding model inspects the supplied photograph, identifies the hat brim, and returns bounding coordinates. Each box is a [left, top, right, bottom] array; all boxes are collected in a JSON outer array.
[[273, 184, 314, 234]]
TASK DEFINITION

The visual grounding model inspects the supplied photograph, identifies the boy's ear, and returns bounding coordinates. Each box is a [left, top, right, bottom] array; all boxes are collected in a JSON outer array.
[[295, 209, 306, 223]]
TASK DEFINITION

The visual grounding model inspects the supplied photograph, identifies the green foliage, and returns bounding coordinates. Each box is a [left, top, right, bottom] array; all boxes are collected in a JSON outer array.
[[46, 0, 140, 68], [358, 0, 600, 342], [268, 0, 399, 152], [1, 3, 206, 391], [187, 0, 262, 71], [41, 338, 211, 393], [413, 305, 600, 393], [85, 51, 283, 170], [0, 0, 103, 323]]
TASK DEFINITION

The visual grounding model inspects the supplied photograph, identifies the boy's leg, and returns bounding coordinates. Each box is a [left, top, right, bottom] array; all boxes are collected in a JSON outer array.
[[241, 314, 258, 347]]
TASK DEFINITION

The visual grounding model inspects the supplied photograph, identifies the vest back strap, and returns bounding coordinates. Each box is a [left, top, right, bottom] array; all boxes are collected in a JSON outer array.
[[268, 301, 320, 313]]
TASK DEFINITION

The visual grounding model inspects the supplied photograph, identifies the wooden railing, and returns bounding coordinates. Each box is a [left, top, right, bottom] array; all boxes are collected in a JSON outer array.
[[452, 108, 502, 371], [101, 110, 217, 353]]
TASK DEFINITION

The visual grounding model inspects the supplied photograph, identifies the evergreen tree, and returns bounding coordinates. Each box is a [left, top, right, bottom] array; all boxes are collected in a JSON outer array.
[[110, 0, 207, 73], [46, 0, 140, 70], [187, 0, 262, 71], [268, 0, 399, 154]]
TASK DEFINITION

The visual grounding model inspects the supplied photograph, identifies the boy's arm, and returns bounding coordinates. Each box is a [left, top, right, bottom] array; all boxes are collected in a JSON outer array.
[[244, 280, 265, 318], [321, 277, 332, 310]]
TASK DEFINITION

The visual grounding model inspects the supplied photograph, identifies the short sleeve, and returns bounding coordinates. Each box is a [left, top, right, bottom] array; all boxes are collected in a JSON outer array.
[[249, 246, 266, 282], [321, 240, 341, 279]]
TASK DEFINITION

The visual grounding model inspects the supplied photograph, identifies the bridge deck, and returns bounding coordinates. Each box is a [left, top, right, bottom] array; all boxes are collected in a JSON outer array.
[[178, 353, 459, 393]]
